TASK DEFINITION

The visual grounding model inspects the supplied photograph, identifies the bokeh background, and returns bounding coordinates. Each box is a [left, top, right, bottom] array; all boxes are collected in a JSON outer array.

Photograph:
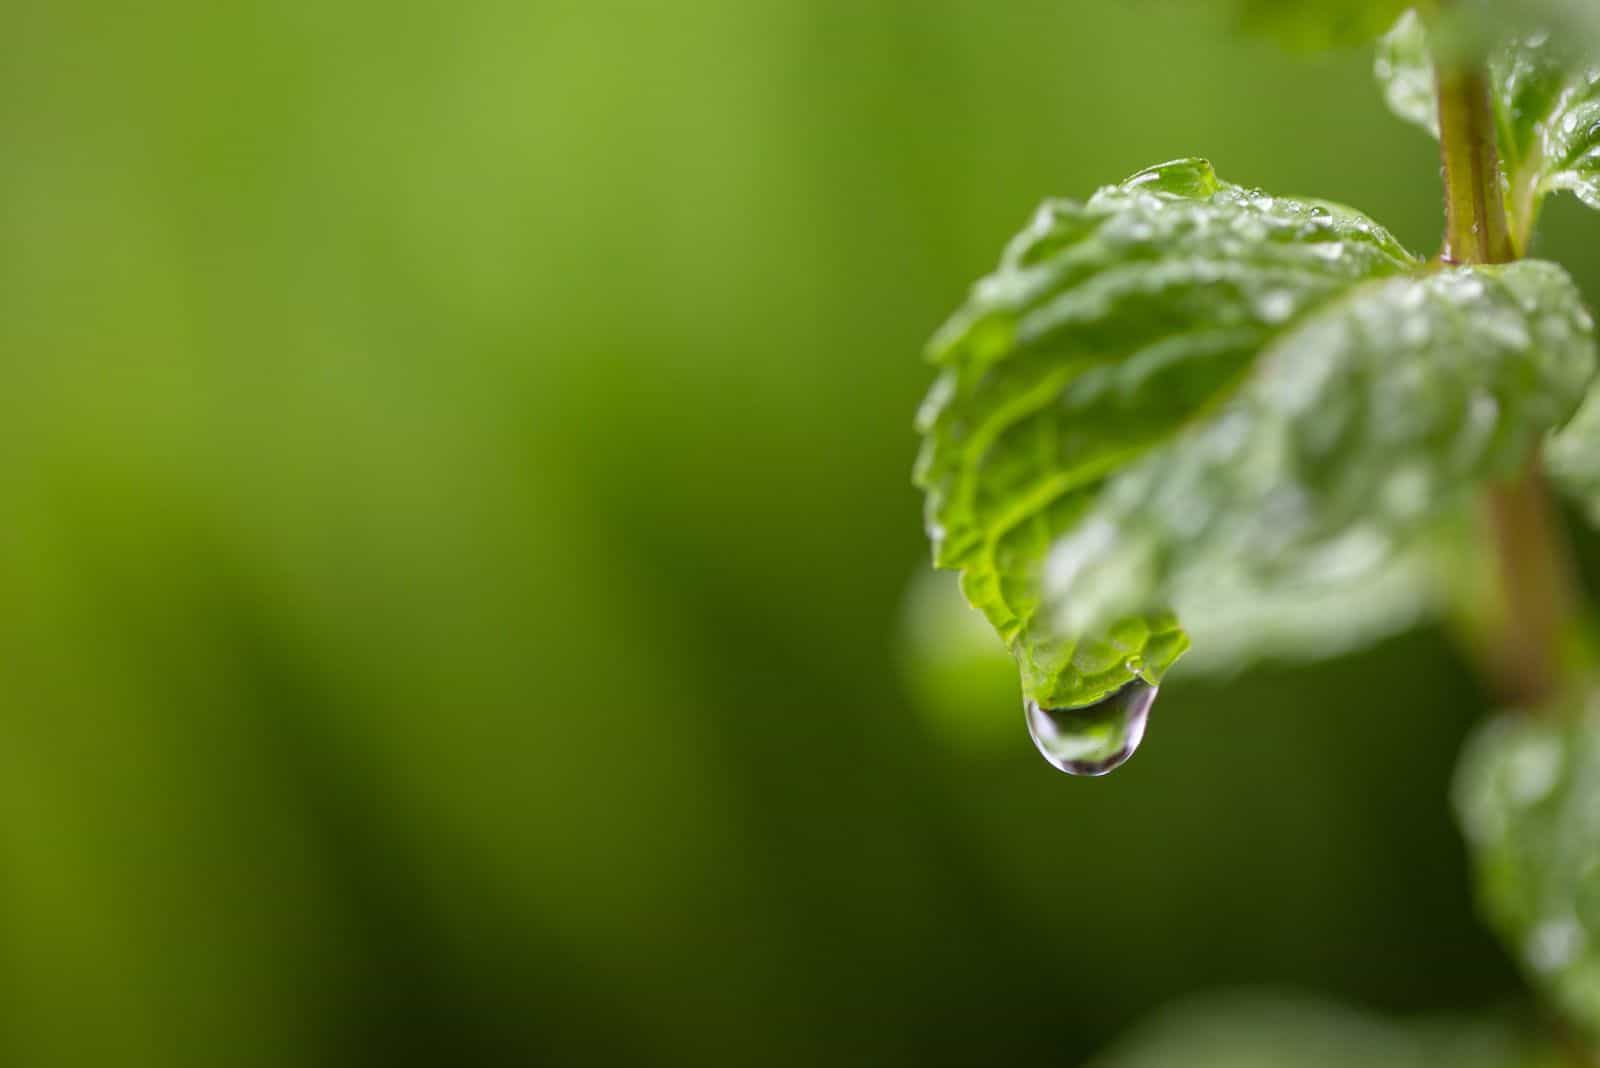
[[7, 1, 1600, 1065]]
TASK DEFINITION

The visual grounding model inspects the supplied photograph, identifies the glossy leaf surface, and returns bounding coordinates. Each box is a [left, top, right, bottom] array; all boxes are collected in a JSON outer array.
[[1093, 991, 1540, 1068], [1457, 702, 1600, 1035], [915, 159, 1594, 709]]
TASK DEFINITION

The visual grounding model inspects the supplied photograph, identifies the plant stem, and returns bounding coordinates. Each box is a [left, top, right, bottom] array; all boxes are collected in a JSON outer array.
[[1434, 58, 1577, 708], [1435, 66, 1514, 267], [1482, 461, 1575, 706]]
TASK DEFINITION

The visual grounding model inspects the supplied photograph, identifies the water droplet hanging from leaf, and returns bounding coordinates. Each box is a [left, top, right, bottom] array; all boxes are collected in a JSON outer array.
[[1025, 678, 1158, 776]]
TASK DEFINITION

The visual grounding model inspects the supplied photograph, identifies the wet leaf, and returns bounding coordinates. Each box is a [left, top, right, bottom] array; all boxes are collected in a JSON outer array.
[[1549, 387, 1600, 526], [1093, 990, 1548, 1068], [915, 159, 1595, 710], [1456, 699, 1600, 1036]]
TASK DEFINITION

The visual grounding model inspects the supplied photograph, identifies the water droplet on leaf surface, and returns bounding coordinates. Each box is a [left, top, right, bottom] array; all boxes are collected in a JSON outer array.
[[1526, 916, 1585, 974], [1255, 289, 1294, 324], [1025, 679, 1158, 776]]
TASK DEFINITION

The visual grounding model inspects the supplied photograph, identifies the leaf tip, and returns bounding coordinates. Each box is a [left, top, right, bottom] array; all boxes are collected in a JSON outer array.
[[1120, 158, 1221, 200]]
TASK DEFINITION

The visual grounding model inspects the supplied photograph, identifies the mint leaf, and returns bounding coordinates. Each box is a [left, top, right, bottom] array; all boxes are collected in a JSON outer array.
[[1376, 9, 1600, 249], [1374, 10, 1437, 136], [1549, 386, 1600, 526], [1456, 703, 1600, 1036], [1176, 536, 1449, 677], [1093, 991, 1535, 1068], [1041, 259, 1593, 666], [915, 159, 1595, 710]]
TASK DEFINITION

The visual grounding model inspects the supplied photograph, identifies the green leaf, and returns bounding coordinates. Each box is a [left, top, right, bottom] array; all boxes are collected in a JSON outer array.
[[1374, 10, 1438, 136], [1041, 259, 1593, 664], [1175, 532, 1449, 677], [1375, 8, 1600, 249], [1456, 702, 1600, 1036], [1092, 991, 1543, 1068], [1549, 385, 1600, 525], [915, 159, 1596, 710]]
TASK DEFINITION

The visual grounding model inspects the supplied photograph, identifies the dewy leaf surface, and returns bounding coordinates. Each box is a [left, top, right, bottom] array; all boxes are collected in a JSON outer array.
[[1373, 10, 1437, 136], [1041, 259, 1594, 666], [1376, 8, 1600, 248], [915, 159, 1595, 711], [1549, 388, 1600, 525], [1093, 991, 1533, 1068], [1456, 702, 1600, 1037]]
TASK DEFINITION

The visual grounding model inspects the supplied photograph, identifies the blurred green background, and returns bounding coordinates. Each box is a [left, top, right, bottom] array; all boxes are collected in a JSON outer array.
[[7, 1, 1600, 1065]]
